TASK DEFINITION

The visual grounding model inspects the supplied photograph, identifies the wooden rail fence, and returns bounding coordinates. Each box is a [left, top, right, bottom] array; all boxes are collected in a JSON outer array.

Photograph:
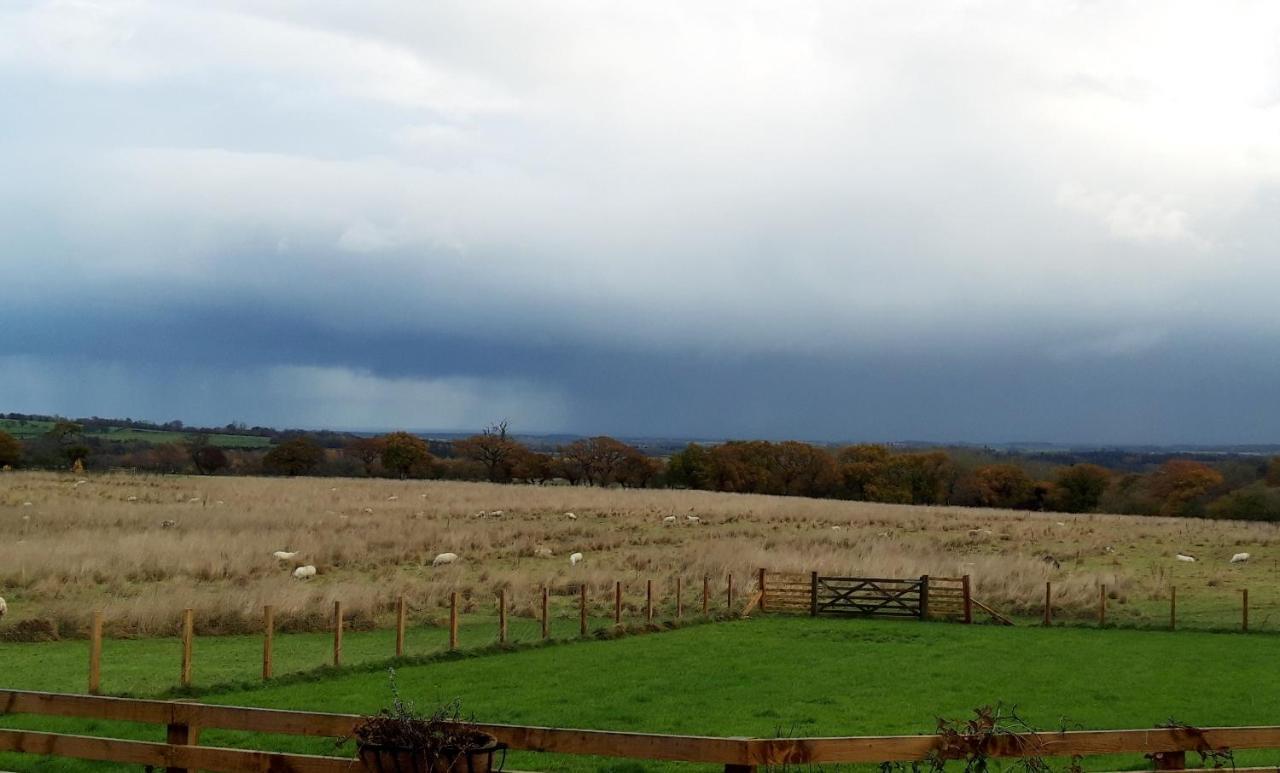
[[80, 574, 750, 694], [0, 689, 1275, 772]]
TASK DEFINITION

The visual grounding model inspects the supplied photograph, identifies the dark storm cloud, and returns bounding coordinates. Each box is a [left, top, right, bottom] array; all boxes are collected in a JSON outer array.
[[3, 2, 1280, 442]]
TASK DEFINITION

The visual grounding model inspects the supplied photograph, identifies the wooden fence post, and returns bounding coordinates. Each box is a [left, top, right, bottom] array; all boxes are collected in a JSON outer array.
[[646, 579, 654, 624], [541, 585, 550, 640], [498, 589, 508, 644], [758, 568, 767, 612], [395, 596, 406, 657], [332, 601, 343, 667], [676, 577, 683, 619], [1099, 584, 1107, 626], [614, 581, 623, 625], [919, 575, 930, 620], [1151, 751, 1187, 770], [962, 575, 972, 624], [811, 571, 819, 617], [165, 709, 201, 773], [450, 591, 459, 650], [580, 584, 588, 636], [1043, 582, 1052, 626], [1170, 586, 1177, 630], [262, 605, 274, 681], [702, 576, 710, 616], [88, 610, 103, 695], [180, 609, 194, 688], [1243, 589, 1249, 632], [727, 574, 734, 612]]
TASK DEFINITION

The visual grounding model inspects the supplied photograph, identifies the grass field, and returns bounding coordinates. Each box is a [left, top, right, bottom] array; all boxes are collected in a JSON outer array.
[[3, 471, 1280, 637], [0, 418, 271, 448], [3, 616, 1280, 772]]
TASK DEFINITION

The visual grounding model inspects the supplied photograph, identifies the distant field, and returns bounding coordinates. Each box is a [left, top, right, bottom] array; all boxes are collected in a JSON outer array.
[[2, 471, 1280, 637], [4, 617, 1280, 772], [0, 418, 271, 448]]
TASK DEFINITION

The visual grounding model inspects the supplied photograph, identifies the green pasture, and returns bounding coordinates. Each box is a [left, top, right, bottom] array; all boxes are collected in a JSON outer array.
[[3, 616, 1280, 772]]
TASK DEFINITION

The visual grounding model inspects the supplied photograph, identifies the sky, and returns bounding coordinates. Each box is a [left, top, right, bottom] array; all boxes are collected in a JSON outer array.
[[3, 1, 1280, 444]]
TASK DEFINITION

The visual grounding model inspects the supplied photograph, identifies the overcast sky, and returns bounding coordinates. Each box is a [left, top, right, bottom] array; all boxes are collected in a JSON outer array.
[[3, 1, 1280, 444]]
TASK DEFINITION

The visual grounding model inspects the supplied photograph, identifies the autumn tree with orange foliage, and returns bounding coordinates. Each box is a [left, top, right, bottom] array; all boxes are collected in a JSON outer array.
[[1149, 459, 1225, 516]]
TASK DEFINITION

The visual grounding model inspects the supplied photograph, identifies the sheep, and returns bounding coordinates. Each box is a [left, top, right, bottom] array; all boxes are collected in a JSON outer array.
[[569, 552, 584, 566], [75, 479, 88, 486], [662, 515, 677, 524], [686, 515, 701, 524], [387, 495, 398, 501], [489, 510, 505, 517], [1176, 553, 1196, 562], [432, 552, 459, 567], [0, 596, 6, 620], [362, 507, 374, 514], [127, 496, 138, 502], [292, 565, 317, 580], [1231, 552, 1251, 564], [272, 550, 299, 561], [160, 520, 178, 529], [564, 512, 577, 520], [187, 497, 201, 504], [21, 502, 32, 507]]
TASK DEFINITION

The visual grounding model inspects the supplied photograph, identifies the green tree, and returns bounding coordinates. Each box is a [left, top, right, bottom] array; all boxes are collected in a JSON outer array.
[[380, 431, 433, 479], [1052, 464, 1111, 513], [666, 443, 710, 489], [263, 437, 325, 476], [0, 430, 21, 467]]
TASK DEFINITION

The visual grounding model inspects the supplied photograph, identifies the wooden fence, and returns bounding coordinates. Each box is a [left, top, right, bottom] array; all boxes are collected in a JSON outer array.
[[760, 571, 974, 623], [0, 688, 1274, 772], [81, 574, 753, 695]]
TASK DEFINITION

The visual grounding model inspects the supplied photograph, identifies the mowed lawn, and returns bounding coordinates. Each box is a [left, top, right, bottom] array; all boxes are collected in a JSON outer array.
[[4, 616, 1280, 772]]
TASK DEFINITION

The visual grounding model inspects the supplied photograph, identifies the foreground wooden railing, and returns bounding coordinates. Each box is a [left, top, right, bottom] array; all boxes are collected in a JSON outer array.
[[1, 689, 1278, 771]]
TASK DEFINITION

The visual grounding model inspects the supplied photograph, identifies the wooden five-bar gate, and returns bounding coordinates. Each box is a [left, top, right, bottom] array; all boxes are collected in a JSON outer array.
[[758, 570, 973, 623], [0, 688, 1271, 772]]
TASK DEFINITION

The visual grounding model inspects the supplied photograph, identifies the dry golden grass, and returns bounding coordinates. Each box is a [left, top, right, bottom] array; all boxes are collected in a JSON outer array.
[[2, 470, 1278, 636]]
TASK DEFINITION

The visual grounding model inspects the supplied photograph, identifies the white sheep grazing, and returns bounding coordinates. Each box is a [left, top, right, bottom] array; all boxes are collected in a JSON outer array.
[[0, 596, 7, 620], [272, 550, 299, 561], [160, 520, 178, 529], [127, 496, 138, 502], [662, 515, 677, 524], [387, 495, 398, 501], [187, 497, 201, 504], [686, 515, 701, 524], [1231, 552, 1251, 564], [293, 565, 317, 580], [564, 512, 577, 520], [432, 552, 459, 567], [489, 510, 505, 517], [569, 552, 584, 566], [1176, 554, 1196, 563]]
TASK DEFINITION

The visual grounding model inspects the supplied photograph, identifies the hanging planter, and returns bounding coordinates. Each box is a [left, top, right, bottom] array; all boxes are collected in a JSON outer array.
[[345, 670, 504, 773]]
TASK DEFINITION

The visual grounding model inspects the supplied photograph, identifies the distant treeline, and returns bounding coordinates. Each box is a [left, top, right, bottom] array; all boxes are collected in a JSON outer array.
[[2, 416, 1279, 521]]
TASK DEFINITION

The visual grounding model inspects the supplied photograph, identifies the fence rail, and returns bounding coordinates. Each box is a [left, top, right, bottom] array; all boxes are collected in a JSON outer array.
[[1, 689, 1276, 771]]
